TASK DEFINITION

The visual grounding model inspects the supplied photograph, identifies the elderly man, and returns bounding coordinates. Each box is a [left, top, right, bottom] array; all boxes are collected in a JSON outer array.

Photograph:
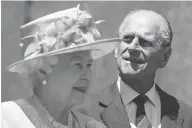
[[73, 10, 192, 128]]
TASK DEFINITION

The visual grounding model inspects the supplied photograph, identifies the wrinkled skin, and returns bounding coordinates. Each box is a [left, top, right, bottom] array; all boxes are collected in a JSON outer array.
[[115, 11, 171, 93]]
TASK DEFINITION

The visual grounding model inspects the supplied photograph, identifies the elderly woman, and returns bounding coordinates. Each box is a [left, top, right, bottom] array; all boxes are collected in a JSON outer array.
[[2, 5, 120, 128]]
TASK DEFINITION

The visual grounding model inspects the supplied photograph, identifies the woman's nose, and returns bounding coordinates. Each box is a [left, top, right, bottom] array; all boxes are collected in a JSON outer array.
[[80, 65, 92, 80]]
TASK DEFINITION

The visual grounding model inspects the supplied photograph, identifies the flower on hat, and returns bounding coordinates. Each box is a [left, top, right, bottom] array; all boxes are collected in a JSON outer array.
[[16, 4, 105, 76]]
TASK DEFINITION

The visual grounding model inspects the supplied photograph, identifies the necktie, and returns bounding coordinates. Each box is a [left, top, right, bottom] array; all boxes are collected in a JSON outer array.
[[132, 95, 148, 126]]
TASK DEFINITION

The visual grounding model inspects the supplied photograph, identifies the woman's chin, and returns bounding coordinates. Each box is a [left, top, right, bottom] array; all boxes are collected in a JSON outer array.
[[68, 90, 86, 106]]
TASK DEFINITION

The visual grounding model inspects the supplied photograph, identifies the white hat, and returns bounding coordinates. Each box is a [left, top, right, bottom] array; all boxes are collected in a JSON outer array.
[[6, 4, 120, 74]]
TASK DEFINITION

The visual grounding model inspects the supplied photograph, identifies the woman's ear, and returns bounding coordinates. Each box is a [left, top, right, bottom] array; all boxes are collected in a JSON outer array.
[[159, 47, 172, 68], [28, 71, 43, 89], [37, 69, 47, 83]]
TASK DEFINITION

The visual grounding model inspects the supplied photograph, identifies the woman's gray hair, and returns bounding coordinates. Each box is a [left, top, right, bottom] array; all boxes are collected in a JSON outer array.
[[119, 9, 173, 48], [23, 56, 58, 88]]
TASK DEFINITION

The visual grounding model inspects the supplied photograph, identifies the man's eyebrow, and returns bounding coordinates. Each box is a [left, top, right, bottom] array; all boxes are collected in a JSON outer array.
[[121, 32, 135, 38], [139, 35, 155, 42], [122, 32, 155, 42]]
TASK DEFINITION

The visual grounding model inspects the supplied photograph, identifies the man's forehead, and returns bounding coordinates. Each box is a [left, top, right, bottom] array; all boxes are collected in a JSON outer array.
[[121, 12, 162, 37], [128, 13, 159, 28], [122, 20, 157, 37], [128, 11, 160, 21]]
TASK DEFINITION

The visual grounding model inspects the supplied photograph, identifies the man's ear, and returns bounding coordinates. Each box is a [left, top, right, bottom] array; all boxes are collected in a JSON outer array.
[[159, 47, 172, 68]]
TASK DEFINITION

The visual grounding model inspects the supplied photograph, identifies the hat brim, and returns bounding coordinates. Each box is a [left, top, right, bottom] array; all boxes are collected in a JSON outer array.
[[6, 38, 120, 73]]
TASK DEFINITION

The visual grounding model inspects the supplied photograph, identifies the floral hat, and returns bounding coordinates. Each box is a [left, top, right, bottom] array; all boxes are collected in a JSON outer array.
[[6, 4, 120, 75]]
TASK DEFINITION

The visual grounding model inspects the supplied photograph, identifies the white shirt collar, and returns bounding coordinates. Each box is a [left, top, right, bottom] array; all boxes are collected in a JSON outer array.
[[117, 76, 161, 127], [117, 76, 160, 108], [145, 83, 160, 108]]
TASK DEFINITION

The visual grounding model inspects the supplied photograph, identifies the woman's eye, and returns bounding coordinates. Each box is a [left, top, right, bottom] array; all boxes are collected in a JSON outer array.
[[87, 63, 92, 68], [75, 63, 82, 68]]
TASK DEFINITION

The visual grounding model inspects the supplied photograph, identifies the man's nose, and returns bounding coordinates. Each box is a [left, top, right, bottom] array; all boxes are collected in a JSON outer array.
[[127, 37, 140, 56]]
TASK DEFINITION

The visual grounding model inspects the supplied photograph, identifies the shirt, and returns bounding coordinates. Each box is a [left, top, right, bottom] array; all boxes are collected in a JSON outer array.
[[1, 100, 70, 128], [117, 76, 161, 128], [2, 101, 36, 128]]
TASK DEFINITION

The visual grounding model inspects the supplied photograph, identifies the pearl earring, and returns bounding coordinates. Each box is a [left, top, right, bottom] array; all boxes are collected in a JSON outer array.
[[42, 79, 47, 85]]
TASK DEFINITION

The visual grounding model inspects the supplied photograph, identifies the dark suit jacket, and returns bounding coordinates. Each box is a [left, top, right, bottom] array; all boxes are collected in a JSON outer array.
[[73, 82, 192, 128]]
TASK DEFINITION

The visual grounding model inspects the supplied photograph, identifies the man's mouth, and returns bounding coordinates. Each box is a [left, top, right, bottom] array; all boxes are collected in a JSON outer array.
[[122, 57, 145, 64]]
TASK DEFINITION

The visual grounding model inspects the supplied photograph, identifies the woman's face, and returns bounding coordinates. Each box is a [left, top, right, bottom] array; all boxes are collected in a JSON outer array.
[[47, 50, 93, 104]]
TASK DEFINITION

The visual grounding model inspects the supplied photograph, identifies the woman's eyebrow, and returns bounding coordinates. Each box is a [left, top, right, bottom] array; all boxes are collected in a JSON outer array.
[[70, 56, 83, 61], [69, 56, 83, 64]]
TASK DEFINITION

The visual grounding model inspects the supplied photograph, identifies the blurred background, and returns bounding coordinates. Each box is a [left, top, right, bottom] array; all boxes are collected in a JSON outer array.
[[2, 1, 192, 106]]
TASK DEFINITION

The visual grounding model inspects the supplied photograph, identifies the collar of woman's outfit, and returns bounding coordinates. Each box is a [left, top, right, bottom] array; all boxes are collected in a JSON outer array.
[[32, 95, 77, 128]]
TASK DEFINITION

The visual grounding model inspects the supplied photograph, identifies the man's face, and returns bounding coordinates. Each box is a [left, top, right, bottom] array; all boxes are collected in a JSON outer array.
[[116, 13, 166, 78]]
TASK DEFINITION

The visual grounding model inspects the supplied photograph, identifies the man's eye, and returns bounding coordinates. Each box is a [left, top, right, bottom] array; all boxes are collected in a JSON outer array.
[[122, 36, 134, 44], [139, 38, 153, 47]]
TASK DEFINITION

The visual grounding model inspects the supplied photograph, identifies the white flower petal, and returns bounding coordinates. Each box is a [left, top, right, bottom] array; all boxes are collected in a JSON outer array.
[[95, 20, 106, 24]]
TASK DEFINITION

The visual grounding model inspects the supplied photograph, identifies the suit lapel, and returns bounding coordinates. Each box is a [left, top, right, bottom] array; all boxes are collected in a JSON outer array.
[[70, 108, 107, 128], [161, 116, 183, 128], [99, 83, 131, 128], [95, 83, 183, 128], [156, 85, 183, 128]]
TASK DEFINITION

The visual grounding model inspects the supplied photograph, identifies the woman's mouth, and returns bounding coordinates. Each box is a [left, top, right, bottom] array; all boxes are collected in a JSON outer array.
[[72, 86, 89, 93], [72, 79, 90, 93]]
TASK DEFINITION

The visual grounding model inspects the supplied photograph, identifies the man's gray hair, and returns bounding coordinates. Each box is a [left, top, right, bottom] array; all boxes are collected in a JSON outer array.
[[119, 9, 173, 48]]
